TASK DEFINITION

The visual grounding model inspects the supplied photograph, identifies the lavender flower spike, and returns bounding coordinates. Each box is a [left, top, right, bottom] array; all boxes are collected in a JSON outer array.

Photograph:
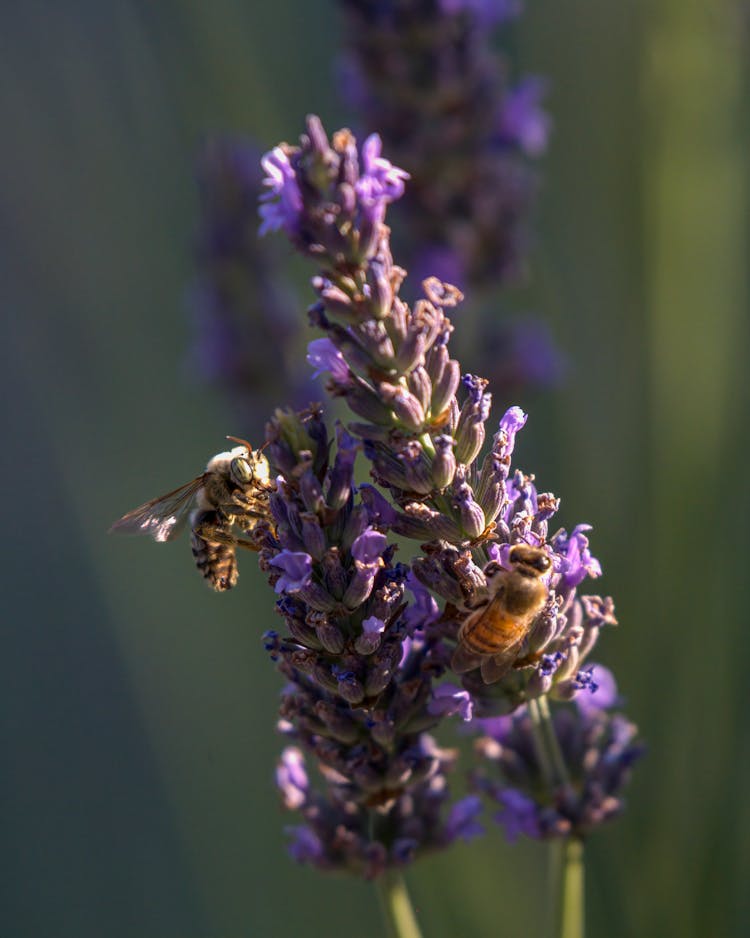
[[257, 404, 478, 878], [471, 688, 644, 842], [338, 0, 548, 286], [256, 118, 637, 896]]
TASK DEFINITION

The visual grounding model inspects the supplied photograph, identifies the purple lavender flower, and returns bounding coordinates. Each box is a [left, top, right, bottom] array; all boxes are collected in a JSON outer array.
[[438, 0, 521, 26], [259, 147, 304, 236], [337, 0, 548, 287], [259, 118, 617, 719], [269, 551, 314, 594], [256, 403, 476, 876], [498, 78, 551, 158], [494, 789, 541, 843], [474, 318, 567, 393], [307, 338, 352, 385], [575, 663, 619, 714], [472, 696, 644, 841], [443, 794, 484, 841], [257, 117, 633, 876], [276, 747, 309, 809], [356, 133, 411, 216], [428, 684, 473, 721]]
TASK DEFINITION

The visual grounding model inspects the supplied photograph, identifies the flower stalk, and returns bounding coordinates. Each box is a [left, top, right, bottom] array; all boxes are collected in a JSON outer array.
[[376, 871, 424, 938], [559, 837, 585, 938]]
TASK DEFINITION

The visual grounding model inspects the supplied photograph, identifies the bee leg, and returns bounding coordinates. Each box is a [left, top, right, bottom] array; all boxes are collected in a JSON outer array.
[[229, 491, 268, 514], [469, 522, 497, 546], [192, 522, 261, 553], [232, 538, 262, 553]]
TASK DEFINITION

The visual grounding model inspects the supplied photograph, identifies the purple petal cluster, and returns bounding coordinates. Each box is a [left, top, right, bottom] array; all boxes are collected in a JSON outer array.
[[259, 116, 618, 710], [337, 0, 549, 287], [255, 406, 481, 876], [471, 672, 643, 840], [258, 122, 407, 265], [187, 137, 309, 421], [258, 117, 637, 873]]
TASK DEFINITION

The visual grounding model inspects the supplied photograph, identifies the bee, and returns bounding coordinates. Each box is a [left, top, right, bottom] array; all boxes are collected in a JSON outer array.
[[451, 544, 552, 684], [110, 437, 274, 591]]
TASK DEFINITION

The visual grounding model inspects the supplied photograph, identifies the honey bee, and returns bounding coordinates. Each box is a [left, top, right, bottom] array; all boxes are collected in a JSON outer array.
[[451, 544, 551, 684], [110, 438, 274, 591]]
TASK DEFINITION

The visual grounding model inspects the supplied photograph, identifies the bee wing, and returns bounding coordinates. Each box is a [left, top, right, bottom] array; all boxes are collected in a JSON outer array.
[[480, 651, 517, 684], [451, 642, 486, 675], [109, 476, 205, 542]]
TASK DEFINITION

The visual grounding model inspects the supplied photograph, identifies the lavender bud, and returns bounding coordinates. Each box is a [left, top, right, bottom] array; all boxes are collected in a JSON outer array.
[[370, 718, 397, 749], [340, 504, 371, 551], [407, 366, 433, 413], [367, 258, 394, 319], [430, 357, 461, 418], [347, 382, 397, 426], [299, 470, 326, 516], [454, 375, 491, 466], [334, 668, 366, 705], [317, 622, 346, 655], [326, 426, 359, 511], [285, 616, 322, 650], [314, 701, 362, 745], [527, 601, 563, 654], [319, 548, 348, 600], [452, 480, 486, 540], [392, 504, 463, 543], [394, 330, 426, 374], [343, 561, 379, 609], [354, 615, 386, 655], [297, 581, 340, 613], [380, 383, 426, 432], [365, 643, 401, 697], [411, 557, 466, 606], [431, 435, 457, 489], [300, 514, 326, 560]]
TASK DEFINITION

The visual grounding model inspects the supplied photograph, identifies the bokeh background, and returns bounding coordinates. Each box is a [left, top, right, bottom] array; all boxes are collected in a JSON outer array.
[[2, 2, 748, 936]]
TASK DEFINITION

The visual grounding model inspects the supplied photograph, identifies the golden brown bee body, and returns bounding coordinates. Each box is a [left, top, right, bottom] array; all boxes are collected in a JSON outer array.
[[189, 509, 240, 591], [451, 544, 551, 684], [110, 439, 273, 591]]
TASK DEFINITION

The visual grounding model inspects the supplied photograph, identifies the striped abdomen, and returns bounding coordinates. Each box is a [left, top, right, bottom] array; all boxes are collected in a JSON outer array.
[[190, 510, 238, 591], [459, 596, 532, 655]]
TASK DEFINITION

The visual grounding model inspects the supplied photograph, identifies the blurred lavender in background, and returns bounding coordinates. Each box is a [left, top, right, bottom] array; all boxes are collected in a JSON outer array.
[[254, 120, 640, 920], [187, 137, 313, 425], [471, 669, 643, 842], [337, 0, 550, 290]]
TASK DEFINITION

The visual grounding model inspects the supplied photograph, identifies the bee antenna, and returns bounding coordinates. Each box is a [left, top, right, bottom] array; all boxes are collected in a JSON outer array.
[[226, 435, 254, 453]]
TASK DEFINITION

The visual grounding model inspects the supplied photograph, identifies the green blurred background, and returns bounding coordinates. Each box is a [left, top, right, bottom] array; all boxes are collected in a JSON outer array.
[[1, 2, 748, 935]]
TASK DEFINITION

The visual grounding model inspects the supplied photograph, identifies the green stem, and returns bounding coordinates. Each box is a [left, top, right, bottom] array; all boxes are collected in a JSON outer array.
[[530, 697, 584, 938], [527, 697, 556, 788], [537, 695, 570, 788], [558, 838, 585, 938], [376, 871, 424, 938]]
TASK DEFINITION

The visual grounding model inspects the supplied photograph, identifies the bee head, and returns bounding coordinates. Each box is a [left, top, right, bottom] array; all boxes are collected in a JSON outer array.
[[230, 452, 255, 484], [226, 436, 271, 487], [508, 544, 551, 577]]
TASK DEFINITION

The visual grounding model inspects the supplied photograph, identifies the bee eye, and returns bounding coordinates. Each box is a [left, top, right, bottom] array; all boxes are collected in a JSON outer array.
[[231, 458, 253, 483]]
